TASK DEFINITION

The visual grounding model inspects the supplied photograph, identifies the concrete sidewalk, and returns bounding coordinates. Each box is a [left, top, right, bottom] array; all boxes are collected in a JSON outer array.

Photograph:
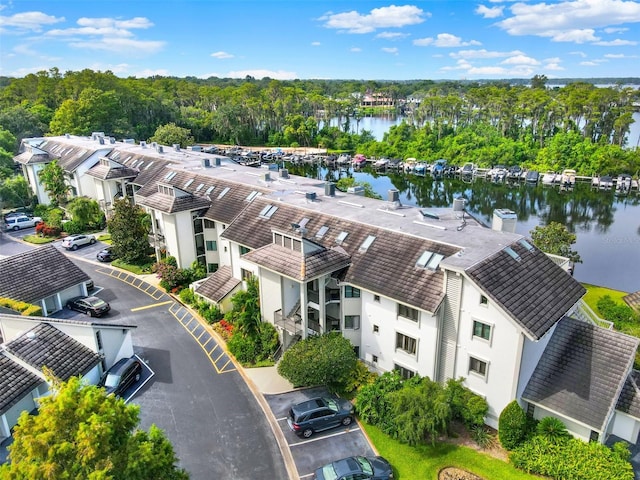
[[243, 365, 294, 395]]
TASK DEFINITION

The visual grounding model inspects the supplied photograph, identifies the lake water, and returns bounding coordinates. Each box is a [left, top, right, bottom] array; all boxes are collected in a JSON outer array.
[[287, 163, 640, 293]]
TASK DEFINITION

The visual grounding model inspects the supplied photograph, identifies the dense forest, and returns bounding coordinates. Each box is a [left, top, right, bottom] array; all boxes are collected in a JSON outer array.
[[0, 69, 639, 177]]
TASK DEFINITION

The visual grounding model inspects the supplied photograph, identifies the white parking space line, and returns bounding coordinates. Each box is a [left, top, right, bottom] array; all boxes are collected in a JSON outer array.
[[299, 474, 314, 479], [288, 427, 361, 447], [276, 416, 288, 422], [123, 354, 155, 403]]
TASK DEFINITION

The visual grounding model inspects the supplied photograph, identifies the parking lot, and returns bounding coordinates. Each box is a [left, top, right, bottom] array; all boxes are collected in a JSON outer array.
[[264, 386, 377, 479]]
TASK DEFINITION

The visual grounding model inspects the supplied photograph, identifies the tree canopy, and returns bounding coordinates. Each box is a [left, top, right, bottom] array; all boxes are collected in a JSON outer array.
[[38, 159, 69, 206], [0, 372, 188, 480], [107, 197, 151, 264], [530, 221, 582, 263]]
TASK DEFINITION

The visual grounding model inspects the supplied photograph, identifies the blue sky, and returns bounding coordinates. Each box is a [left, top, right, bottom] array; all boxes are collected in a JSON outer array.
[[1, 0, 639, 80]]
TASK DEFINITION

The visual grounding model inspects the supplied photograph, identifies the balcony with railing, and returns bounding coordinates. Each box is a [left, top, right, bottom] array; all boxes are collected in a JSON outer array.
[[325, 288, 340, 303]]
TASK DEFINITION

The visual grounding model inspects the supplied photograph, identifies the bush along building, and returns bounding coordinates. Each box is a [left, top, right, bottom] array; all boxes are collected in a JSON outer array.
[[14, 134, 640, 444]]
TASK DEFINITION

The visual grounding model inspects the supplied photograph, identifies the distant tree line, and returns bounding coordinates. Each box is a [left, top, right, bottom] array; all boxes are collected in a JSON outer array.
[[0, 69, 639, 176]]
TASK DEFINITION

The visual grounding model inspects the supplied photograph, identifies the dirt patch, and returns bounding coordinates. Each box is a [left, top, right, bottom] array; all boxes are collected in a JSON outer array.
[[439, 467, 485, 480]]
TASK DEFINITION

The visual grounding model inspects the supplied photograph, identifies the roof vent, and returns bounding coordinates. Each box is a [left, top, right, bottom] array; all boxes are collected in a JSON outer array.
[[215, 157, 221, 166], [347, 185, 365, 196], [65, 133, 70, 139], [492, 208, 517, 233], [388, 189, 399, 203], [123, 138, 135, 144], [280, 168, 289, 179], [202, 158, 211, 168], [156, 145, 164, 153], [189, 145, 202, 152], [140, 141, 147, 148], [173, 144, 180, 151], [453, 197, 466, 212], [305, 192, 317, 202], [98, 137, 105, 145], [109, 137, 116, 144], [261, 172, 271, 182]]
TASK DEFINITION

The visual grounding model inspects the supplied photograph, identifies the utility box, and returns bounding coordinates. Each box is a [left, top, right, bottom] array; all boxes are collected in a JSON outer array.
[[492, 208, 517, 233]]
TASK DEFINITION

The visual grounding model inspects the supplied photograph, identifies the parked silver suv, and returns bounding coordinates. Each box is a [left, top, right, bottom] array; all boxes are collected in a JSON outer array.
[[4, 215, 42, 231], [61, 234, 96, 250]]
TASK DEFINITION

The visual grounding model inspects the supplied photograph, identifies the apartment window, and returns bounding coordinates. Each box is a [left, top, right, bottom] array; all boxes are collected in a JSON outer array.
[[95, 331, 103, 350], [589, 431, 599, 443], [344, 315, 360, 330], [374, 294, 380, 303], [526, 403, 535, 418], [469, 356, 488, 379], [473, 320, 492, 341], [239, 246, 250, 255], [373, 324, 379, 333], [207, 263, 219, 273], [398, 304, 419, 322], [241, 268, 253, 281], [204, 219, 215, 229], [206, 240, 218, 251], [395, 364, 416, 380], [395, 333, 417, 355], [372, 355, 378, 364], [480, 295, 488, 306], [193, 219, 204, 235], [344, 286, 361, 298]]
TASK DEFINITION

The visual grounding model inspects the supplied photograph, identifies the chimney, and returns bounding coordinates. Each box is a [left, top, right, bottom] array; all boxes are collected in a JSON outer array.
[[492, 209, 517, 233]]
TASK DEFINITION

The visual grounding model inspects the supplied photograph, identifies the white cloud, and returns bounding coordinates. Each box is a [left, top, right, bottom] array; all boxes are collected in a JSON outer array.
[[0, 11, 64, 32], [569, 50, 587, 57], [69, 38, 165, 55], [225, 69, 297, 80], [77, 17, 153, 29], [544, 63, 565, 70], [320, 5, 427, 34], [133, 68, 171, 78], [604, 27, 628, 33], [211, 51, 233, 59], [593, 38, 638, 45], [450, 48, 524, 59], [496, 0, 640, 43], [376, 31, 408, 39], [501, 54, 540, 65], [350, 47, 362, 52], [580, 61, 600, 66], [47, 27, 135, 38], [311, 41, 321, 46], [413, 37, 434, 46], [381, 47, 398, 54], [476, 5, 504, 18], [433, 33, 481, 47], [604, 53, 638, 58]]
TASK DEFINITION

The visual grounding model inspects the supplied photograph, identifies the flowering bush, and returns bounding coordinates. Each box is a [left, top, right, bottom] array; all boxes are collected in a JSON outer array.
[[213, 319, 234, 342], [35, 222, 62, 238]]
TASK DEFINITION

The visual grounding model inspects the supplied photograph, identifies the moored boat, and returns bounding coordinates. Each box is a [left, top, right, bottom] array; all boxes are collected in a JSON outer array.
[[541, 171, 557, 185], [525, 170, 539, 184]]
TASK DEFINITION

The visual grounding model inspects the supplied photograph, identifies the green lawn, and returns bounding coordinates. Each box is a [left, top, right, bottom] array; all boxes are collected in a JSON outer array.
[[111, 259, 153, 275], [362, 423, 542, 480], [582, 283, 628, 312], [22, 234, 56, 244]]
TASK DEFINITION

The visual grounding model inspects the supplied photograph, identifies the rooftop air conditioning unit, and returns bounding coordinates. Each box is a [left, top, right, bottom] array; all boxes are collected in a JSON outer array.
[[280, 168, 289, 178], [173, 144, 180, 151], [388, 189, 399, 203], [261, 172, 271, 182], [347, 186, 365, 196], [453, 198, 466, 212], [306, 192, 317, 202], [156, 145, 164, 153], [202, 158, 211, 168], [140, 141, 147, 148], [492, 208, 517, 233], [325, 182, 335, 196]]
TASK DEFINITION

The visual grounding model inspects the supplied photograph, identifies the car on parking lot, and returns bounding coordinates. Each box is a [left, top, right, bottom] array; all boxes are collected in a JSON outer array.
[[96, 246, 116, 262], [61, 234, 96, 250], [4, 215, 43, 231], [314, 456, 393, 480], [99, 356, 143, 397], [66, 295, 110, 317], [287, 396, 354, 438]]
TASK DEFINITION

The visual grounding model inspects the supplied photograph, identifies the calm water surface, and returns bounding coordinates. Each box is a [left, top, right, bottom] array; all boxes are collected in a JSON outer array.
[[288, 163, 640, 293]]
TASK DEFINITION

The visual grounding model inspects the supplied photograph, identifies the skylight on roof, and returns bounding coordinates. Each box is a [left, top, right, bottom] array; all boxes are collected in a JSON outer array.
[[112, 151, 121, 160], [259, 204, 278, 219], [246, 191, 260, 202], [518, 239, 535, 252], [195, 183, 205, 192], [165, 171, 177, 181], [426, 253, 444, 270], [205, 186, 215, 195], [145, 161, 154, 170], [359, 235, 376, 253], [316, 226, 329, 239], [504, 247, 521, 261], [336, 231, 348, 244], [416, 251, 433, 268], [184, 179, 194, 188], [217, 187, 230, 199], [299, 218, 310, 228], [137, 161, 144, 169]]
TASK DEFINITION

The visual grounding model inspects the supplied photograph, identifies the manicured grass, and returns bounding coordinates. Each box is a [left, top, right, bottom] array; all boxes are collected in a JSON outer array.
[[582, 283, 628, 312], [22, 234, 56, 244], [111, 259, 153, 275], [362, 423, 540, 480], [96, 233, 111, 243]]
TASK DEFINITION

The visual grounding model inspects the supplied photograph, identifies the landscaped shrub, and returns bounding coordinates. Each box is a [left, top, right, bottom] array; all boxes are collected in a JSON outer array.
[[355, 370, 406, 433], [510, 435, 634, 480], [35, 222, 61, 237], [498, 400, 531, 450], [445, 378, 488, 429], [0, 297, 43, 316], [62, 219, 83, 235], [179, 288, 197, 305], [536, 417, 570, 444], [471, 425, 497, 449], [597, 295, 637, 325], [213, 319, 234, 341], [339, 360, 377, 399]]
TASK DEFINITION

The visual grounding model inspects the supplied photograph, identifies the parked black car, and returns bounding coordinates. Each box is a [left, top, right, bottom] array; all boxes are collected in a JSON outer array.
[[96, 247, 115, 262], [314, 456, 393, 480], [66, 296, 110, 317], [99, 356, 143, 397], [287, 396, 353, 438]]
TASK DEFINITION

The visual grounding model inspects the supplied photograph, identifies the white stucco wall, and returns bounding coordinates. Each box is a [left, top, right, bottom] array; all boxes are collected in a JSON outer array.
[[163, 211, 196, 268], [260, 268, 282, 324], [517, 323, 557, 399], [533, 405, 593, 442], [609, 411, 640, 444]]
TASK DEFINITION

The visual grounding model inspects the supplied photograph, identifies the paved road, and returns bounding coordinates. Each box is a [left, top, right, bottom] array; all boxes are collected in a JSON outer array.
[[1, 232, 289, 480]]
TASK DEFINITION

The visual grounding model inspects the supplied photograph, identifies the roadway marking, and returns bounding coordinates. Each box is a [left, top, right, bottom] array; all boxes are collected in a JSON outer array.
[[131, 300, 173, 312], [288, 428, 361, 447]]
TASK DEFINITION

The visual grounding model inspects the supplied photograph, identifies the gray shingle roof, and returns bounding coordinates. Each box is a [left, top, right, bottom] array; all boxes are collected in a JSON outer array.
[[137, 190, 211, 214], [222, 198, 459, 313], [466, 241, 586, 339], [85, 163, 139, 180], [522, 316, 639, 432], [616, 370, 640, 420], [0, 245, 90, 304], [5, 322, 102, 381], [194, 266, 241, 303], [13, 149, 49, 165], [0, 354, 43, 415], [242, 243, 351, 281], [38, 138, 107, 172]]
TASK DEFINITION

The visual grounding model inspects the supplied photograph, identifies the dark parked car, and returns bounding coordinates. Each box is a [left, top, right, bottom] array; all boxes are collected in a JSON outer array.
[[99, 356, 143, 397], [66, 296, 110, 317], [287, 396, 353, 438], [96, 247, 115, 262], [314, 456, 393, 480]]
